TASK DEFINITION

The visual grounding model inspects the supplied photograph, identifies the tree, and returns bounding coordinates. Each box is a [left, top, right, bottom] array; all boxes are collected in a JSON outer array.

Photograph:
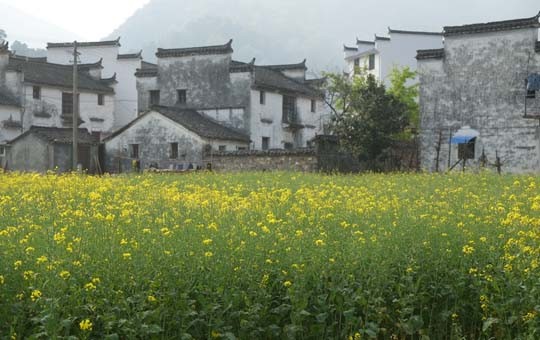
[[0, 29, 6, 42], [11, 41, 47, 58], [323, 71, 409, 170], [387, 66, 419, 133]]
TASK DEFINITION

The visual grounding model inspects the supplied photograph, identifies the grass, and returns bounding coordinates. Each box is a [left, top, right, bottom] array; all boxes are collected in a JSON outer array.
[[0, 171, 539, 339]]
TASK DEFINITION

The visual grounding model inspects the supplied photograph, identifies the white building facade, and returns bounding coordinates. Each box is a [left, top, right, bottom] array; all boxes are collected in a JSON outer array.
[[46, 38, 141, 130], [344, 29, 443, 86]]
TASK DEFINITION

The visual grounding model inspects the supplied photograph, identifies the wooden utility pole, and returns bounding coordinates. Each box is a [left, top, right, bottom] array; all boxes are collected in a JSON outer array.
[[72, 41, 79, 171]]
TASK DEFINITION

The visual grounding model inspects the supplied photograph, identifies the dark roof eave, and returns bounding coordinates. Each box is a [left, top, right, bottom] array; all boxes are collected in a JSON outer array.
[[156, 39, 234, 58], [388, 28, 443, 36], [444, 12, 540, 36], [47, 37, 121, 49], [23, 79, 115, 94], [252, 82, 322, 99], [416, 48, 445, 60]]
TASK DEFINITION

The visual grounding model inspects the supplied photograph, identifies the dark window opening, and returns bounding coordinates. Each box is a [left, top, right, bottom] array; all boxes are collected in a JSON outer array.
[[33, 86, 41, 100], [368, 54, 375, 70], [62, 92, 73, 115], [311, 99, 316, 113], [0, 145, 5, 156], [149, 90, 160, 106], [98, 94, 104, 106], [284, 142, 294, 150], [129, 144, 139, 159], [237, 146, 247, 151], [177, 89, 187, 104], [262, 137, 270, 150], [260, 91, 266, 105], [458, 138, 476, 160], [282, 95, 297, 123], [527, 90, 536, 99], [218, 145, 227, 151], [170, 142, 179, 159], [353, 58, 360, 68]]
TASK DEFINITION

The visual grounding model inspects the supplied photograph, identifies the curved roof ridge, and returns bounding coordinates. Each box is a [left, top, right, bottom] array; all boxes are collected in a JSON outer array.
[[156, 39, 234, 58], [444, 12, 540, 36]]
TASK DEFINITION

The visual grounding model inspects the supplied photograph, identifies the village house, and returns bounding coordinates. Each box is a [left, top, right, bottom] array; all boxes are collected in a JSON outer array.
[[103, 106, 250, 172], [134, 40, 326, 153], [46, 38, 141, 130], [344, 28, 443, 86], [0, 41, 115, 170], [417, 12, 540, 173]]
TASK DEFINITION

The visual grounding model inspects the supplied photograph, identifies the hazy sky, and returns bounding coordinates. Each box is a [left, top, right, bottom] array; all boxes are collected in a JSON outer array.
[[0, 0, 150, 40]]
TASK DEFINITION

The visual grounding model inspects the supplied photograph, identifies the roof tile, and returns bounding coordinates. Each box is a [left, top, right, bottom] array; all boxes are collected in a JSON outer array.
[[444, 13, 540, 36]]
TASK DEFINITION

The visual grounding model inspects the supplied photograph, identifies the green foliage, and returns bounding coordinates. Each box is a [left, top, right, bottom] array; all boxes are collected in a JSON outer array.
[[323, 72, 409, 170], [387, 66, 420, 131]]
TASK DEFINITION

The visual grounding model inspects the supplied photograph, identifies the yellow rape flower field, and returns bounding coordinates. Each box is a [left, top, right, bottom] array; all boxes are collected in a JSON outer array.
[[0, 171, 539, 339]]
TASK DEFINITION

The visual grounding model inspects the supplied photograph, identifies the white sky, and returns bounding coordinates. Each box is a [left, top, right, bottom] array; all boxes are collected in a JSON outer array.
[[0, 0, 151, 40]]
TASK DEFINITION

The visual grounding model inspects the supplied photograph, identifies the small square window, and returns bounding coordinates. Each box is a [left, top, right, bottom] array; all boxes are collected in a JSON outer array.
[[98, 94, 104, 106], [33, 86, 41, 100], [218, 145, 226, 151], [260, 91, 266, 105], [526, 90, 536, 99], [170, 142, 179, 159], [353, 58, 359, 68], [129, 144, 139, 159], [284, 142, 294, 150], [237, 146, 247, 151], [311, 100, 316, 113], [177, 89, 187, 104]]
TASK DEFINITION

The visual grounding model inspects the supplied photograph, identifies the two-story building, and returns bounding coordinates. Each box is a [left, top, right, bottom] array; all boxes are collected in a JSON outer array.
[[134, 40, 326, 151], [46, 38, 142, 130], [0, 41, 115, 170], [417, 12, 540, 173], [344, 29, 443, 86]]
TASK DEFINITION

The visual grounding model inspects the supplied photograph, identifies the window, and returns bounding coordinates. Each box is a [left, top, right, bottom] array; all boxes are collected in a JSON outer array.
[[218, 145, 226, 151], [129, 144, 139, 159], [368, 54, 375, 70], [310, 99, 316, 113], [353, 58, 360, 68], [33, 86, 41, 100], [62, 92, 73, 115], [237, 146, 247, 151], [527, 90, 536, 99], [282, 95, 297, 123], [0, 145, 5, 156], [149, 90, 160, 106], [260, 91, 266, 105], [458, 138, 476, 160], [262, 137, 270, 150], [170, 142, 179, 159], [177, 89, 187, 104], [98, 94, 104, 106], [284, 142, 294, 150]]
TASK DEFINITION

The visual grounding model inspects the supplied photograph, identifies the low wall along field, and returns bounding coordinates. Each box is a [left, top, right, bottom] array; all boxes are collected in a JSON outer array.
[[0, 171, 539, 338]]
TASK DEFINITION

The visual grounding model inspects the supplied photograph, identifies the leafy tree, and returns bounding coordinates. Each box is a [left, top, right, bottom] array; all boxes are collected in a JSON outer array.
[[323, 71, 409, 170], [387, 66, 419, 131]]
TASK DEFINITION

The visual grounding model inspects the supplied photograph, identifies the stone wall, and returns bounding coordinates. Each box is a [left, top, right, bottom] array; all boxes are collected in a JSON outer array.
[[205, 149, 318, 172]]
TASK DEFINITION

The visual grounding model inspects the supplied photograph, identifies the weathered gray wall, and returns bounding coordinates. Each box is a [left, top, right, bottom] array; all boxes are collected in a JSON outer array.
[[137, 54, 252, 131], [205, 150, 318, 172], [7, 134, 49, 172], [418, 28, 540, 173]]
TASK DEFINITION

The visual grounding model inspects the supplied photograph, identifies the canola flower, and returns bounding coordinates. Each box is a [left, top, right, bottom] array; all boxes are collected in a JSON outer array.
[[0, 171, 539, 338]]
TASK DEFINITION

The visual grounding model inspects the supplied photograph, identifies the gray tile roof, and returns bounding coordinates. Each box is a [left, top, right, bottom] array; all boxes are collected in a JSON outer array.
[[356, 39, 375, 45], [444, 12, 540, 36], [388, 28, 443, 36], [7, 56, 114, 93], [47, 38, 121, 49], [105, 106, 250, 143], [0, 88, 20, 107], [10, 126, 100, 145], [374, 34, 390, 41], [262, 59, 307, 71], [156, 40, 233, 58], [118, 51, 142, 60], [344, 45, 358, 52], [253, 66, 321, 98], [416, 48, 445, 60], [135, 61, 158, 77]]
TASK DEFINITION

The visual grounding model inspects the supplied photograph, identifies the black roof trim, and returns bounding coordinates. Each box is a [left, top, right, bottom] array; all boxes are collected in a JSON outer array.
[[156, 39, 233, 58], [344, 45, 358, 51], [230, 59, 255, 73], [118, 50, 143, 60], [388, 27, 443, 36], [356, 39, 375, 45], [47, 37, 121, 49], [9, 126, 100, 145], [444, 12, 540, 36], [135, 68, 158, 77], [78, 58, 104, 70], [416, 48, 445, 60], [374, 34, 391, 41], [262, 59, 307, 71]]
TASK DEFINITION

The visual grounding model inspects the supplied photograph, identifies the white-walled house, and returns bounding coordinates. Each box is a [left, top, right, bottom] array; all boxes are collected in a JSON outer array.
[[344, 29, 443, 86], [46, 38, 141, 130], [0, 41, 115, 170], [135, 40, 327, 151]]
